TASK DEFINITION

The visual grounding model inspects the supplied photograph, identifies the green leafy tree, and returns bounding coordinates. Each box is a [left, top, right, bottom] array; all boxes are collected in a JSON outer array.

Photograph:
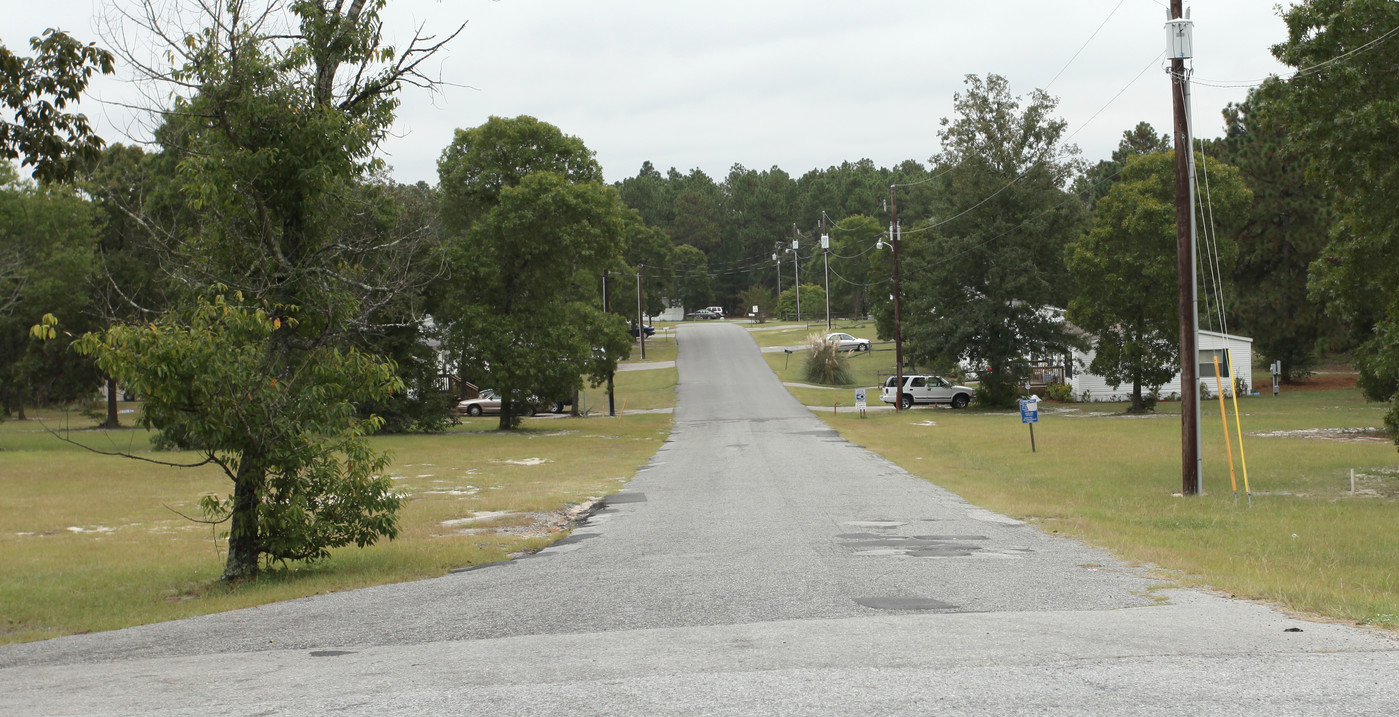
[[738, 284, 775, 322], [902, 74, 1087, 406], [777, 283, 824, 322], [1, 166, 101, 417], [1273, 0, 1399, 442], [441, 172, 635, 429], [77, 0, 461, 581], [74, 295, 402, 569], [1073, 121, 1172, 210], [1214, 82, 1336, 381], [666, 243, 711, 313], [437, 115, 602, 236], [616, 161, 673, 231], [1066, 152, 1251, 412], [79, 143, 186, 427], [1, 29, 114, 183]]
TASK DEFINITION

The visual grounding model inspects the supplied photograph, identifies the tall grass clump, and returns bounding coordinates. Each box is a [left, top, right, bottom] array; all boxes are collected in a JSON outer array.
[[804, 333, 854, 385]]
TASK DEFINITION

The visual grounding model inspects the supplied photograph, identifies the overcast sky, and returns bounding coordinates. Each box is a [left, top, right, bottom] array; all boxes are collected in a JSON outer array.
[[5, 1, 1296, 186]]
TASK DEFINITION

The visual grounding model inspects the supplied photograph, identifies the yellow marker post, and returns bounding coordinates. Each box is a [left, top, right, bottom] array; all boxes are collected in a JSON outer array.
[[1212, 355, 1239, 501], [1226, 349, 1252, 506]]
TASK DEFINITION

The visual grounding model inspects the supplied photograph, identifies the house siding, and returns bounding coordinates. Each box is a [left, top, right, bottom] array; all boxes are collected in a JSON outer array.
[[1069, 331, 1253, 402]]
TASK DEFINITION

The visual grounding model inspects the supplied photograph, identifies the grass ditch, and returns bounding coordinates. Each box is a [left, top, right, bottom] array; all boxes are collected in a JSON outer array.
[[814, 388, 1399, 629], [0, 358, 675, 645]]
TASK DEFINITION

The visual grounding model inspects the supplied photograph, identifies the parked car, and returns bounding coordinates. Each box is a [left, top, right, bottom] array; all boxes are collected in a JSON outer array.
[[453, 389, 541, 417], [704, 306, 725, 317], [826, 332, 871, 352], [628, 324, 656, 338], [686, 308, 721, 320], [880, 374, 974, 410]]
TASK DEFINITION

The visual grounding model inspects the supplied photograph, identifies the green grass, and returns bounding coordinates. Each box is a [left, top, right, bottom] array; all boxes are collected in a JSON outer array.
[[755, 324, 892, 409], [814, 389, 1399, 629], [0, 355, 676, 645]]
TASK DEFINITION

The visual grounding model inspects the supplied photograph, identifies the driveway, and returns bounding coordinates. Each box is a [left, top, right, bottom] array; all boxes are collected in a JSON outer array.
[[3, 322, 1396, 715]]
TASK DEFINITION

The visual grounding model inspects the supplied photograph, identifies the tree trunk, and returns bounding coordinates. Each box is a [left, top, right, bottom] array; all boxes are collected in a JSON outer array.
[[15, 389, 25, 421], [221, 460, 264, 582], [103, 377, 120, 429]]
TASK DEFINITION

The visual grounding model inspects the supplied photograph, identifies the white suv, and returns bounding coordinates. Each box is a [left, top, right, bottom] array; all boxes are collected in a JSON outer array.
[[880, 374, 973, 410]]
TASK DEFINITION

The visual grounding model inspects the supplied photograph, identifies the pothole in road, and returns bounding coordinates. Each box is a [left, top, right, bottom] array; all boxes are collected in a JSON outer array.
[[842, 520, 907, 529], [838, 532, 997, 558], [854, 597, 959, 611]]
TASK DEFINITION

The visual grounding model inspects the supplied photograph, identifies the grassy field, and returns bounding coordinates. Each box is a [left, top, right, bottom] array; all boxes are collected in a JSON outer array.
[[750, 321, 901, 408], [814, 387, 1399, 629], [0, 352, 675, 645]]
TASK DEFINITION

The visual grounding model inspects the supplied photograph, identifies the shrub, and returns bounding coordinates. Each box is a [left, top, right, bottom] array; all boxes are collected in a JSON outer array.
[[1043, 382, 1073, 402], [803, 333, 853, 385]]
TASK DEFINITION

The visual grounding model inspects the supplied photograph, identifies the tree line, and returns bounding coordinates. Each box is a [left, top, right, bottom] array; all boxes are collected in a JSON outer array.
[[3, 0, 1396, 579]]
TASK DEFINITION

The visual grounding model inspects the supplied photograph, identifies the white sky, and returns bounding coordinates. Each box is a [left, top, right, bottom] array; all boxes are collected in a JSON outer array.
[[5, 1, 1295, 186]]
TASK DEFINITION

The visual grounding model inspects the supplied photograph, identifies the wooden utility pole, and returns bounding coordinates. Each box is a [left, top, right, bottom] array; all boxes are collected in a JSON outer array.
[[891, 186, 904, 413], [636, 267, 646, 360], [605, 270, 615, 416], [1170, 0, 1200, 495]]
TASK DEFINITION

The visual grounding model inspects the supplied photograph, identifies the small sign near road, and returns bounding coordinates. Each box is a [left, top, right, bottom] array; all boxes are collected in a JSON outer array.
[[855, 387, 866, 408], [1019, 398, 1039, 453]]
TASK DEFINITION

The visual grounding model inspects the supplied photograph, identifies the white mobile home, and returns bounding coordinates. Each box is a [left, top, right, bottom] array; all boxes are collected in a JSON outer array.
[[1069, 330, 1254, 402]]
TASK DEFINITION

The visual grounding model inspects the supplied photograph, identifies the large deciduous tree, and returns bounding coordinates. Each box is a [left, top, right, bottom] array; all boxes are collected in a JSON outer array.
[[901, 73, 1087, 407], [440, 171, 635, 429], [1, 165, 101, 418], [1273, 0, 1399, 442], [79, 0, 460, 581], [1066, 152, 1251, 412], [436, 116, 635, 429]]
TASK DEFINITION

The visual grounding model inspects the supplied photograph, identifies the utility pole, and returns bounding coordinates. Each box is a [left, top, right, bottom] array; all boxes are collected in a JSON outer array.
[[773, 244, 782, 319], [792, 225, 801, 323], [891, 186, 904, 412], [1169, 2, 1200, 495], [636, 267, 646, 360], [821, 213, 831, 332], [604, 270, 615, 416]]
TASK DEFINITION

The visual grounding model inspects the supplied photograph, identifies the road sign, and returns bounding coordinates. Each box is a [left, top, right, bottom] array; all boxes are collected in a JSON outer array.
[[1019, 399, 1039, 424], [855, 387, 867, 409]]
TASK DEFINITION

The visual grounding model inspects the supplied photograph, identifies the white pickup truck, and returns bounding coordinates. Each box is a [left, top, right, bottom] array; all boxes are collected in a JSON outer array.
[[880, 374, 974, 410]]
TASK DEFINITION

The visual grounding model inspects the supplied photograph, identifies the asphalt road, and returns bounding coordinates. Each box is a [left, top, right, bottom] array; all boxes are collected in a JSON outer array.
[[4, 322, 1397, 715]]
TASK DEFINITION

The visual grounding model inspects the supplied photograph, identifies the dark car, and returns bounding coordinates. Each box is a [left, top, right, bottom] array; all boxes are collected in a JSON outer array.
[[686, 308, 721, 320], [628, 324, 656, 338]]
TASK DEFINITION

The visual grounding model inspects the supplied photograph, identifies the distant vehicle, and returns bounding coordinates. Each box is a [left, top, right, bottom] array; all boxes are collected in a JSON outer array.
[[453, 389, 544, 417], [704, 306, 725, 317], [826, 332, 871, 352], [686, 308, 721, 320], [880, 374, 974, 410], [629, 324, 656, 338]]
